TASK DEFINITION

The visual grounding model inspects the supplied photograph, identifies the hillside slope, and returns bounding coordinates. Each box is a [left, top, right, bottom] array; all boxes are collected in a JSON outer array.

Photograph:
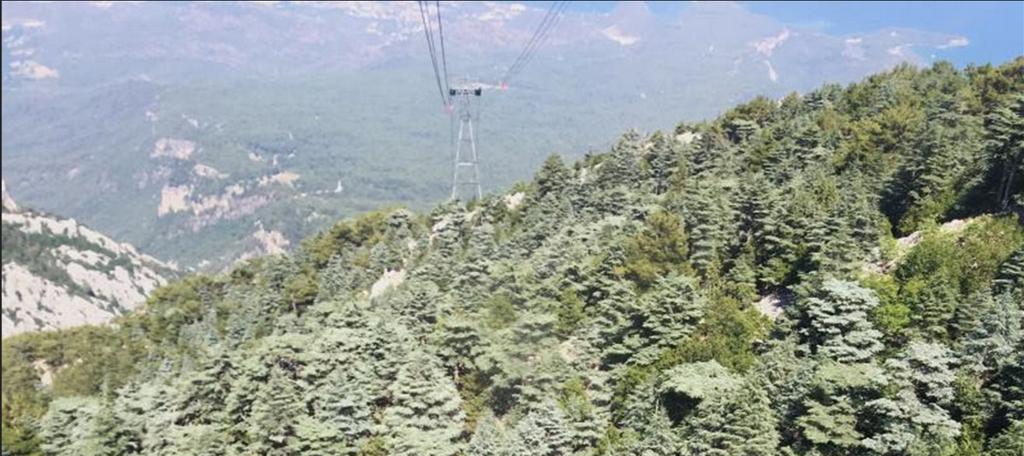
[[1, 181, 176, 337], [2, 60, 1023, 455], [1, 1, 972, 269]]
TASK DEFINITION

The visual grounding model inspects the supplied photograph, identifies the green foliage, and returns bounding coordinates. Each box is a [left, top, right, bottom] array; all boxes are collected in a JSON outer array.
[[302, 209, 391, 268], [554, 288, 586, 337], [686, 378, 780, 456], [382, 350, 465, 456], [6, 60, 1024, 456], [987, 420, 1024, 456], [892, 216, 1024, 339], [508, 401, 573, 456], [800, 279, 884, 363], [861, 274, 910, 342], [617, 211, 690, 289]]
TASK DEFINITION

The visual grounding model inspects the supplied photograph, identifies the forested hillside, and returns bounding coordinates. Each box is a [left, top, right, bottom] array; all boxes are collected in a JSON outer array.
[[3, 59, 1023, 455]]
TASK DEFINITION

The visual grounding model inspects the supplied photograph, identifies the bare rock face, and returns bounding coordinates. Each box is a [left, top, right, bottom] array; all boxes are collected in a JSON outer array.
[[2, 196, 176, 337], [1, 179, 16, 212]]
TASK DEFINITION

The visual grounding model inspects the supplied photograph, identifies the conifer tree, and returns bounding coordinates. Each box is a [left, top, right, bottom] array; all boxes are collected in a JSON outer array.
[[861, 341, 961, 454], [686, 378, 780, 456], [113, 380, 178, 454], [599, 130, 644, 190], [625, 407, 680, 456], [797, 397, 863, 455], [246, 368, 305, 455], [40, 397, 102, 456], [983, 93, 1024, 210], [508, 401, 573, 456], [383, 350, 465, 456], [468, 412, 513, 456], [959, 292, 1023, 373], [990, 340, 1024, 424], [801, 279, 884, 363], [635, 275, 704, 362], [305, 366, 374, 455], [987, 420, 1024, 456], [994, 246, 1024, 295], [534, 154, 572, 199], [176, 348, 235, 426], [897, 92, 983, 232], [436, 311, 482, 382], [646, 131, 680, 194]]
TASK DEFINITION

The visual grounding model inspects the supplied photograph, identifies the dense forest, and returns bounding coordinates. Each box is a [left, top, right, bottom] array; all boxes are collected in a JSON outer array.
[[3, 58, 1023, 455]]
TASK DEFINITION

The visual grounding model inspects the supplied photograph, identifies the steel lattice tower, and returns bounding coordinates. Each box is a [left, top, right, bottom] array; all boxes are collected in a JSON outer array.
[[449, 82, 483, 200]]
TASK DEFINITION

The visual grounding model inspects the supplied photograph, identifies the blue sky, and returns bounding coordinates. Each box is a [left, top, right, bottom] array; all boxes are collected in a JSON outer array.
[[555, 1, 1023, 67], [742, 1, 1023, 66]]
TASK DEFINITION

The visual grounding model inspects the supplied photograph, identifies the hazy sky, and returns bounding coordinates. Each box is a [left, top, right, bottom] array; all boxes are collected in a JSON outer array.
[[559, 1, 1023, 67]]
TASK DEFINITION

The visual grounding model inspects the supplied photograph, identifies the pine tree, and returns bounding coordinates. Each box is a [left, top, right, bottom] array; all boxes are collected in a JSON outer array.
[[381, 277, 446, 329], [990, 340, 1024, 424], [176, 348, 235, 426], [246, 368, 305, 455], [795, 361, 889, 455], [40, 397, 102, 456], [646, 131, 680, 194], [599, 130, 644, 190], [987, 420, 1024, 456], [625, 407, 680, 456], [862, 389, 960, 456], [686, 377, 780, 456], [983, 93, 1024, 210], [801, 279, 884, 363], [468, 412, 513, 456], [994, 246, 1024, 295], [79, 399, 126, 456], [590, 279, 639, 364], [908, 278, 959, 340], [558, 376, 606, 451], [752, 183, 799, 287], [635, 275, 704, 363], [887, 341, 957, 406], [897, 91, 983, 232], [620, 210, 690, 289], [164, 423, 229, 456], [382, 350, 465, 456], [859, 341, 961, 454], [506, 313, 562, 405], [436, 311, 482, 382], [796, 397, 862, 455], [755, 339, 819, 447], [959, 291, 1023, 373], [113, 380, 179, 454], [508, 401, 573, 456], [305, 366, 374, 455], [534, 154, 572, 199], [685, 180, 738, 281]]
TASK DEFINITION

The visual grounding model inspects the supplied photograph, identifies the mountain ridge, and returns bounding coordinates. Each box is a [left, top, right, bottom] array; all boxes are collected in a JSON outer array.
[[1, 180, 177, 337]]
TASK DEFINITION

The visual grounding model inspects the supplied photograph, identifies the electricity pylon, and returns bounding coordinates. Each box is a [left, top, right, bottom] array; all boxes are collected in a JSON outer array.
[[449, 81, 483, 201]]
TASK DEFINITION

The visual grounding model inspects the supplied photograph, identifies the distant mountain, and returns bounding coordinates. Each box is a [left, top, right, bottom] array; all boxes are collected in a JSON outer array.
[[1, 180, 176, 337], [1, 2, 975, 269]]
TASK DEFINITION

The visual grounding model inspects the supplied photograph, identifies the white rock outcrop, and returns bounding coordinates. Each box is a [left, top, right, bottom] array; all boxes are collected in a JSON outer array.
[[2, 204, 175, 337]]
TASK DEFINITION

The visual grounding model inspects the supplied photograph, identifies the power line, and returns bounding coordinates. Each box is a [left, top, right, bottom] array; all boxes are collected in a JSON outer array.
[[506, 2, 562, 78], [435, 0, 450, 98], [508, 1, 568, 81], [418, 0, 447, 106], [501, 1, 560, 82], [500, 1, 568, 84]]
